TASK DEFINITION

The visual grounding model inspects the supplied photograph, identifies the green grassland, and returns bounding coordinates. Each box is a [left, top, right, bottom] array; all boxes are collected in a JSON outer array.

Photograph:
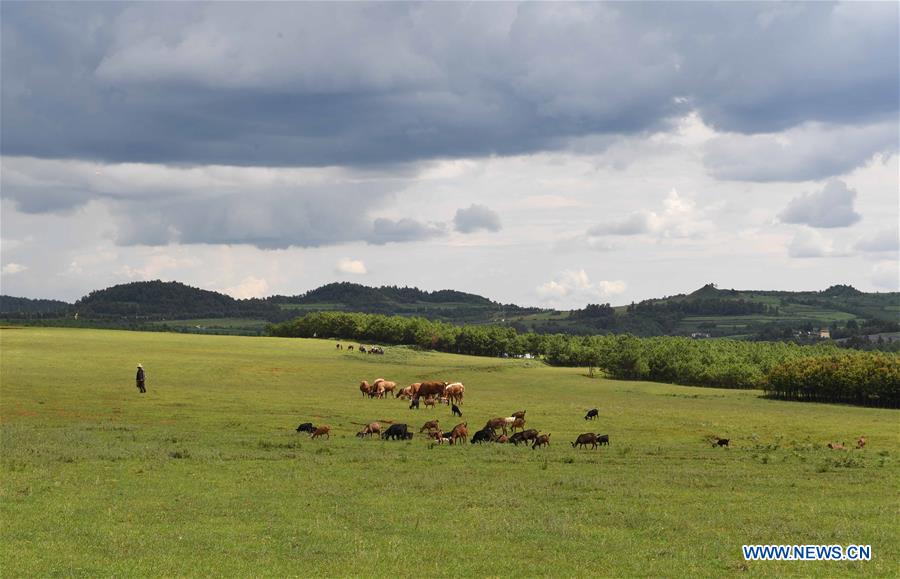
[[1, 328, 898, 576]]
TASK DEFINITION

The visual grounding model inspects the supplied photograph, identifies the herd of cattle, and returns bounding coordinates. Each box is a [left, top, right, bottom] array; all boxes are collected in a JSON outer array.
[[296, 377, 616, 450]]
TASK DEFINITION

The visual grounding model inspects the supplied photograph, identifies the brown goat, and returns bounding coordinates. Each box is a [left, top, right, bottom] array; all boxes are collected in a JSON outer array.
[[532, 433, 551, 449], [450, 422, 468, 445], [357, 422, 381, 438], [311, 425, 331, 439], [511, 410, 526, 420], [420, 420, 440, 433], [857, 436, 867, 449]]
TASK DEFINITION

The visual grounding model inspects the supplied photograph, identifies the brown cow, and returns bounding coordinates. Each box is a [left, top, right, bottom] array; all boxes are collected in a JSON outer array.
[[359, 381, 372, 398], [420, 420, 440, 433], [311, 425, 331, 439], [511, 410, 526, 420], [396, 386, 414, 400], [417, 381, 448, 400], [357, 422, 381, 438], [450, 422, 468, 445], [378, 381, 397, 396], [532, 433, 550, 449], [857, 436, 867, 449]]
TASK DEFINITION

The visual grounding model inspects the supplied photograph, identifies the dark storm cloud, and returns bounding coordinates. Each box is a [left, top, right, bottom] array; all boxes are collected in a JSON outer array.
[[3, 2, 896, 169]]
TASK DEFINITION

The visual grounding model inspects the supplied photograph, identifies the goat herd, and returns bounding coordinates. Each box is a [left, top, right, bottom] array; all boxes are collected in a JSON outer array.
[[295, 377, 612, 450]]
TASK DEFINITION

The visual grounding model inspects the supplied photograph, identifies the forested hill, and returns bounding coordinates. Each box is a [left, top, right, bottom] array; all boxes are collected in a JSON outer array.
[[0, 295, 70, 315], [268, 281, 533, 321]]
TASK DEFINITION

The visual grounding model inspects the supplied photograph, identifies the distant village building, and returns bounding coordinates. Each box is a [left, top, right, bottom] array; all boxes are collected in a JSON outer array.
[[818, 328, 831, 339], [690, 332, 711, 339]]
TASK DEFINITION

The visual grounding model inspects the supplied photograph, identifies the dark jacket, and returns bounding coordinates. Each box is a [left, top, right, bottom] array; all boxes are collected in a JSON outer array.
[[136, 368, 145, 382]]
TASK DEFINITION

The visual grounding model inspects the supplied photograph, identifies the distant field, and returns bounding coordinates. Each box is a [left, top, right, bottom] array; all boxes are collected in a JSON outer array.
[[1, 328, 898, 576], [149, 318, 269, 335]]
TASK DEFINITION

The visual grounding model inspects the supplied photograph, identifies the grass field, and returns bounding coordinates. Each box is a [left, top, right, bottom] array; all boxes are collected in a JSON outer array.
[[1, 328, 898, 576]]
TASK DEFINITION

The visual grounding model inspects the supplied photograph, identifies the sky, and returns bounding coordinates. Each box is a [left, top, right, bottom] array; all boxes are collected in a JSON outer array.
[[1, 1, 898, 308]]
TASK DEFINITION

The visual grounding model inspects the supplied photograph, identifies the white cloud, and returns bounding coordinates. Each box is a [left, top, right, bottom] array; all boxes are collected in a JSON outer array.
[[585, 189, 712, 244], [536, 269, 626, 306], [453, 204, 502, 233], [220, 276, 270, 299], [2, 263, 28, 275], [787, 229, 848, 259], [335, 258, 367, 275]]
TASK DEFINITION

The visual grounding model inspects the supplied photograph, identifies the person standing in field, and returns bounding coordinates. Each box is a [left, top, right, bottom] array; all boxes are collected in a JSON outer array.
[[136, 364, 146, 393]]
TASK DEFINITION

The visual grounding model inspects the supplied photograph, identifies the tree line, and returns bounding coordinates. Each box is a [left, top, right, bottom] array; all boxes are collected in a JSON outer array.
[[268, 311, 899, 407]]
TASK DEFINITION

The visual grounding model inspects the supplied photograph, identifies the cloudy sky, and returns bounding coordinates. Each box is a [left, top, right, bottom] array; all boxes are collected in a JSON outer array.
[[2, 2, 898, 308]]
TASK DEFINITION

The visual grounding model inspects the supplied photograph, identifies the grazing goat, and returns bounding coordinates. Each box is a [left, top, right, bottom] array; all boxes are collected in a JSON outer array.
[[451, 404, 462, 417], [572, 433, 598, 449], [420, 420, 440, 433], [531, 433, 551, 449], [596, 434, 610, 446], [296, 422, 316, 434], [311, 425, 331, 440], [382, 424, 411, 441], [585, 408, 599, 421], [471, 427, 495, 444], [356, 422, 381, 438], [713, 438, 729, 448], [857, 436, 867, 449], [511, 410, 526, 420], [450, 422, 468, 445]]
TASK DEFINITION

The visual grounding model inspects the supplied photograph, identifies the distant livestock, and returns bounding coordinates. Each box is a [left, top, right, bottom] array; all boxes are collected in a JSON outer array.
[[445, 382, 465, 405], [510, 429, 539, 446], [311, 425, 331, 440], [450, 422, 469, 445], [571, 433, 599, 449], [296, 422, 316, 434], [857, 436, 867, 449], [532, 433, 551, 449], [827, 442, 846, 450], [409, 398, 420, 410], [382, 424, 411, 440], [451, 404, 462, 417], [357, 422, 382, 438], [714, 438, 729, 448], [511, 410, 526, 420], [585, 408, 599, 421], [471, 427, 495, 444], [596, 434, 610, 446]]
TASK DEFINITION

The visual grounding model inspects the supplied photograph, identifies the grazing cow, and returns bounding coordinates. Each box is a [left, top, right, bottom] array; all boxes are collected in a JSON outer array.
[[336, 343, 342, 350], [370, 383, 386, 399], [382, 424, 410, 441], [857, 436, 867, 449], [423, 396, 437, 409], [531, 433, 551, 449], [511, 410, 526, 420], [377, 380, 397, 397], [356, 422, 382, 438], [471, 427, 495, 444], [450, 422, 469, 445], [409, 398, 420, 410], [510, 417, 526, 433], [397, 386, 414, 400], [359, 381, 372, 398], [713, 438, 729, 448], [585, 408, 599, 421], [295, 422, 316, 434], [596, 434, 610, 446], [451, 404, 462, 417], [572, 433, 598, 449], [445, 382, 465, 405], [311, 425, 331, 440], [827, 442, 846, 450], [420, 420, 440, 433], [359, 346, 366, 354], [348, 345, 354, 351], [415, 381, 448, 401]]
